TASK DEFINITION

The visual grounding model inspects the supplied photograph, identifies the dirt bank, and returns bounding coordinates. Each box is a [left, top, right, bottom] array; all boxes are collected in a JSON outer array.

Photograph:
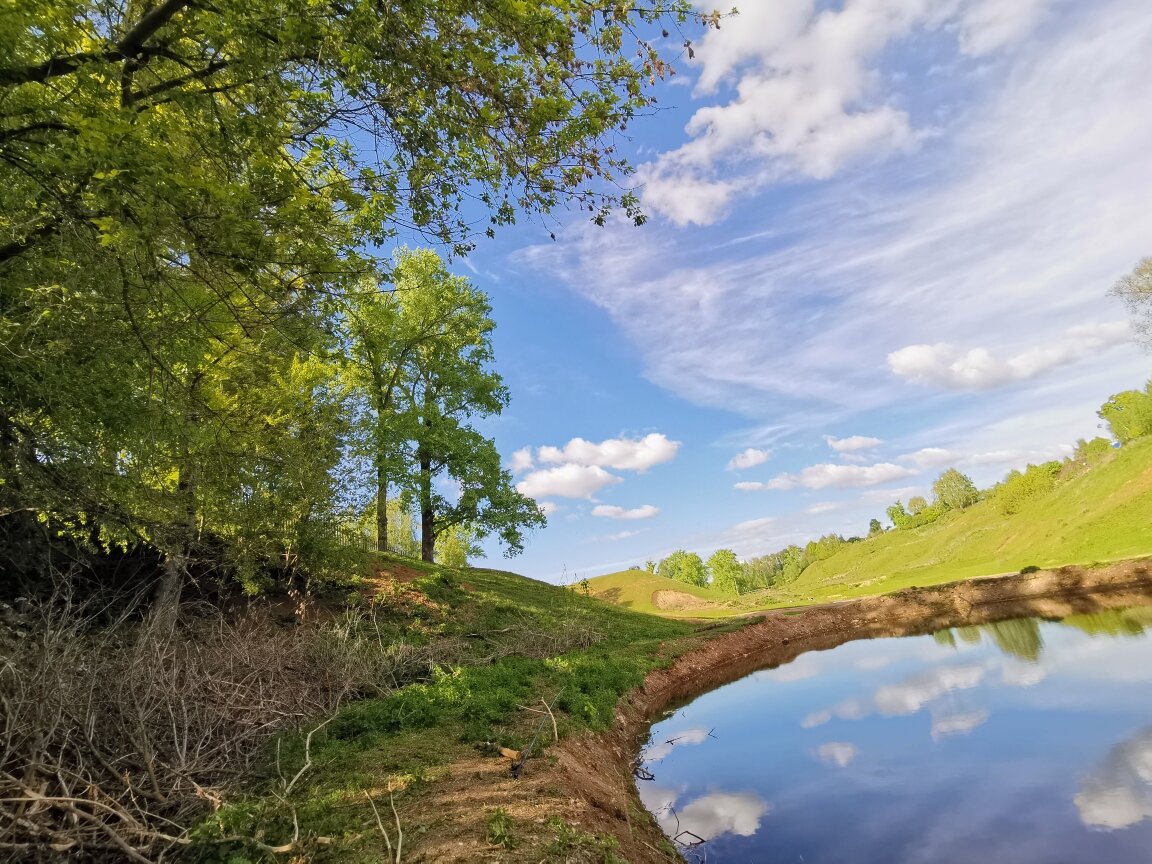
[[548, 558, 1152, 862]]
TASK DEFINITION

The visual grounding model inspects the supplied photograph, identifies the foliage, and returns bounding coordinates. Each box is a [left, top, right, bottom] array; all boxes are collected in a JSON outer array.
[[1098, 379, 1152, 444], [991, 461, 1061, 516], [868, 518, 885, 537], [706, 548, 742, 594], [887, 501, 911, 529], [0, 0, 715, 593], [907, 495, 928, 515], [932, 468, 980, 510], [486, 808, 517, 849], [1112, 257, 1152, 349], [658, 549, 708, 587]]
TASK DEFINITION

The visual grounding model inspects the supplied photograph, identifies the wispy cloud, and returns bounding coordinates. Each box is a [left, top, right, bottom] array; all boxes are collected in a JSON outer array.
[[740, 462, 917, 491], [591, 504, 660, 520], [727, 447, 772, 470]]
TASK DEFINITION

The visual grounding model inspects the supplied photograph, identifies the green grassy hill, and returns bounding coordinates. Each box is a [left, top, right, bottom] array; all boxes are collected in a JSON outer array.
[[585, 567, 739, 618], [786, 437, 1152, 603]]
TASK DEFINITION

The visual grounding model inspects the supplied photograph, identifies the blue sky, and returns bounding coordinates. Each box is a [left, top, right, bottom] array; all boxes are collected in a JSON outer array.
[[453, 0, 1151, 582]]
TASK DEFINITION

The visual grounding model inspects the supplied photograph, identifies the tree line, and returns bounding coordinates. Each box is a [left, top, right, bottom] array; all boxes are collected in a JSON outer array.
[[648, 375, 1152, 595]]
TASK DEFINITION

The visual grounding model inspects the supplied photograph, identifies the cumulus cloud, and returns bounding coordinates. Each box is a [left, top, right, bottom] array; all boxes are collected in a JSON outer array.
[[537, 433, 680, 472], [888, 322, 1132, 391], [591, 504, 660, 520], [745, 462, 917, 492], [507, 447, 534, 473], [659, 791, 771, 842], [639, 0, 1062, 225], [515, 465, 621, 500], [874, 664, 986, 715], [537, 501, 561, 517], [815, 742, 859, 768], [825, 435, 883, 453], [727, 447, 772, 470], [1075, 727, 1152, 830]]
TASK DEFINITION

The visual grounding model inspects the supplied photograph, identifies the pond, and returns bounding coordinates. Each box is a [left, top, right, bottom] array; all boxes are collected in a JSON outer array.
[[638, 606, 1152, 863]]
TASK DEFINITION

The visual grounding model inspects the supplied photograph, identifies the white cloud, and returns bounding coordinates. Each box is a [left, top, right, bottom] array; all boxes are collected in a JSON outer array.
[[591, 504, 660, 520], [727, 447, 772, 470], [815, 742, 859, 768], [899, 447, 958, 469], [639, 0, 1062, 225], [536, 433, 680, 472], [660, 791, 771, 842], [643, 726, 712, 764], [537, 501, 561, 517], [595, 529, 641, 542], [751, 462, 917, 491], [874, 664, 986, 715], [1075, 727, 1152, 829], [888, 322, 1132, 391], [508, 447, 534, 473], [930, 708, 989, 740], [805, 501, 843, 515], [515, 465, 621, 500], [825, 434, 883, 453]]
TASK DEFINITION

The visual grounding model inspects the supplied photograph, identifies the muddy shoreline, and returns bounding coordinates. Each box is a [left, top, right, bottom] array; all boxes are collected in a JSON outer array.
[[551, 559, 1152, 862]]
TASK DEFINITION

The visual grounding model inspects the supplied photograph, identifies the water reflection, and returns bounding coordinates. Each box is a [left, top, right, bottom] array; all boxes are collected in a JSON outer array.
[[639, 785, 771, 844], [1076, 727, 1152, 830], [640, 605, 1152, 862]]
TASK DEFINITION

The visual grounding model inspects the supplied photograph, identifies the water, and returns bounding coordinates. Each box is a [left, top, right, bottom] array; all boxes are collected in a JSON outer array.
[[638, 607, 1152, 863]]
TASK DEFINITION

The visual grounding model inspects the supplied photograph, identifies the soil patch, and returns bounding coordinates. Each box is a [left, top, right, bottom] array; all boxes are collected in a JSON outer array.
[[651, 589, 719, 611]]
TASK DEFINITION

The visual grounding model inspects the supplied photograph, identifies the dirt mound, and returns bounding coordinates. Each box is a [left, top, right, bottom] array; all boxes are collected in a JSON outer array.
[[652, 589, 719, 610]]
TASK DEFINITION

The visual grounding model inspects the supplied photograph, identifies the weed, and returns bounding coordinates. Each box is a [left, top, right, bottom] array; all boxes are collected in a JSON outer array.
[[486, 807, 517, 849], [544, 817, 626, 863]]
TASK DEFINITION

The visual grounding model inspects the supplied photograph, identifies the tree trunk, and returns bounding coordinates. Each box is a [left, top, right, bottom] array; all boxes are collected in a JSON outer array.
[[375, 458, 388, 553], [418, 446, 435, 563], [148, 469, 195, 635]]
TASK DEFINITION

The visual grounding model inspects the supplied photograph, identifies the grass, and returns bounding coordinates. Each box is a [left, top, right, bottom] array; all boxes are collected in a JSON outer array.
[[186, 563, 702, 862], [590, 438, 1152, 617], [584, 568, 739, 618]]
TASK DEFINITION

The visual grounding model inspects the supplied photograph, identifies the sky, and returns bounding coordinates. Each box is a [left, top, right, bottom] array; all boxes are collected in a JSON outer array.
[[452, 0, 1152, 582]]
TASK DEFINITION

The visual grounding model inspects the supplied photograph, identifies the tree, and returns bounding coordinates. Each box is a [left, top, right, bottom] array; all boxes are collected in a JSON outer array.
[[887, 501, 911, 529], [1098, 381, 1152, 443], [706, 549, 742, 594], [0, 0, 715, 593], [658, 550, 708, 587], [932, 468, 979, 510], [435, 523, 483, 568], [868, 518, 884, 537], [1112, 258, 1152, 349], [907, 495, 928, 515]]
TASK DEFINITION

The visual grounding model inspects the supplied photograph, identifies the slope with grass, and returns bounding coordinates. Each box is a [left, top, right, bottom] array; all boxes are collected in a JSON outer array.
[[583, 568, 739, 617], [782, 437, 1152, 604], [185, 561, 726, 863]]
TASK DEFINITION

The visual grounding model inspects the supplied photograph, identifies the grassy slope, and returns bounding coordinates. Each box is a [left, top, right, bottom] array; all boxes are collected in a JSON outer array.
[[779, 437, 1152, 604], [189, 561, 725, 862], [583, 568, 738, 617]]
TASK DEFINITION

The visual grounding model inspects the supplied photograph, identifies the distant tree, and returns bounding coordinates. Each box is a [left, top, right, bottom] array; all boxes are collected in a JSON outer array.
[[1098, 380, 1152, 444], [658, 550, 708, 587], [868, 518, 884, 537], [991, 461, 1061, 516], [435, 523, 483, 567], [932, 468, 979, 510], [887, 501, 911, 529], [1071, 437, 1114, 467], [707, 549, 742, 594], [644, 559, 657, 573], [1112, 258, 1152, 349], [779, 544, 808, 583], [907, 495, 928, 515]]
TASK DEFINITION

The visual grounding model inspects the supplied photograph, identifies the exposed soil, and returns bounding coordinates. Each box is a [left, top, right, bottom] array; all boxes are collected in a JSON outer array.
[[401, 558, 1152, 862], [650, 590, 721, 611]]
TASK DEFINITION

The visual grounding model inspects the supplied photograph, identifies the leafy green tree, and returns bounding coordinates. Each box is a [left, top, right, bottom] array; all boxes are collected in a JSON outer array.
[[706, 549, 742, 594], [1112, 257, 1152, 348], [0, 0, 715, 596], [991, 461, 1061, 516], [658, 550, 708, 587], [1098, 381, 1152, 443], [907, 495, 928, 515], [868, 518, 884, 537], [435, 523, 483, 568], [932, 468, 980, 510], [887, 501, 911, 529]]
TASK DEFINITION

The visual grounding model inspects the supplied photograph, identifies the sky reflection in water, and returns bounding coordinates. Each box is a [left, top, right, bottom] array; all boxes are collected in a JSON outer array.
[[639, 607, 1152, 863]]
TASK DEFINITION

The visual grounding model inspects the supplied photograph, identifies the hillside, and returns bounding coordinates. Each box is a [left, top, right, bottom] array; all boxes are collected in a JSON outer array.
[[787, 436, 1152, 603], [592, 438, 1152, 617], [585, 568, 739, 617]]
